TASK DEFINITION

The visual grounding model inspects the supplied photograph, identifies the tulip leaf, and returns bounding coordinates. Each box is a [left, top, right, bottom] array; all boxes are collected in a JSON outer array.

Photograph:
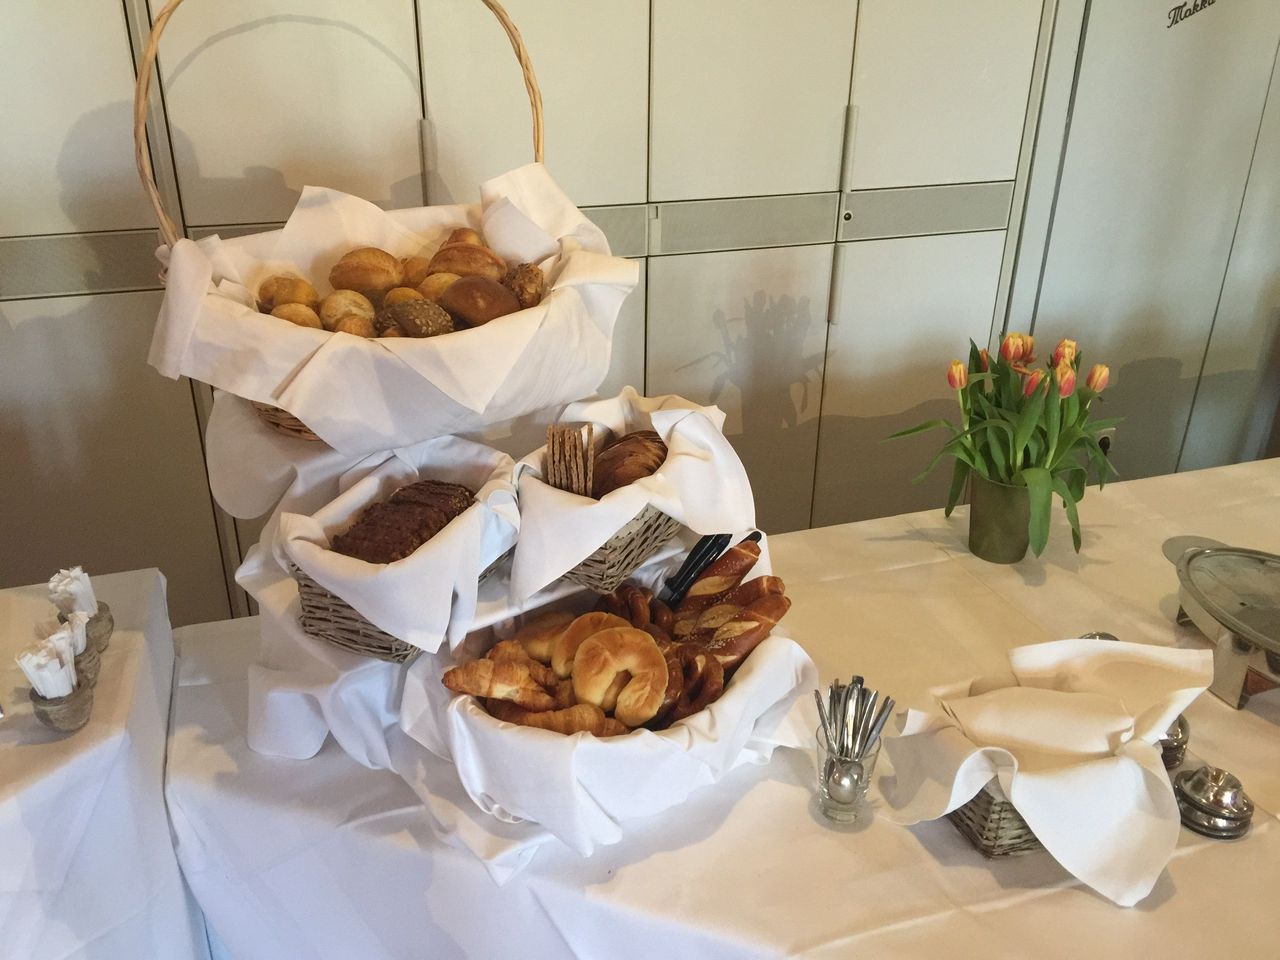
[[944, 459, 971, 516], [884, 418, 957, 441], [1064, 391, 1080, 427], [1052, 475, 1082, 552], [1061, 465, 1087, 502], [1022, 466, 1054, 557], [1013, 379, 1047, 465], [1086, 416, 1123, 433], [1045, 391, 1061, 449], [968, 339, 984, 373], [986, 425, 1010, 482]]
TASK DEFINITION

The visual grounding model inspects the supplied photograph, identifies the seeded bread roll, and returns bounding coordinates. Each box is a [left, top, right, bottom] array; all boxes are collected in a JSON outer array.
[[375, 299, 454, 338]]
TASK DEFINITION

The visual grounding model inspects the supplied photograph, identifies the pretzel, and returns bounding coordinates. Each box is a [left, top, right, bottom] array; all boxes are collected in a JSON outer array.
[[443, 659, 556, 711], [721, 576, 785, 608], [674, 540, 761, 617], [649, 596, 675, 633], [668, 646, 725, 722], [646, 651, 685, 727], [702, 593, 792, 670]]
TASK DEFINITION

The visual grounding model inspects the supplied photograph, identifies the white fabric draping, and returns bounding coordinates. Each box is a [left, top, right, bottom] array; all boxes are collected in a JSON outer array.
[[166, 461, 1280, 959], [0, 570, 208, 960]]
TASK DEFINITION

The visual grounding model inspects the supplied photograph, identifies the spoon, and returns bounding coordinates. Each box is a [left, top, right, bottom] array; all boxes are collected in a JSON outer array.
[[826, 758, 864, 805]]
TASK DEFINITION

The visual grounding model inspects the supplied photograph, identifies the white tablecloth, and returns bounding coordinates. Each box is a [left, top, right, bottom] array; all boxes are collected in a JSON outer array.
[[165, 461, 1280, 958], [0, 569, 210, 960]]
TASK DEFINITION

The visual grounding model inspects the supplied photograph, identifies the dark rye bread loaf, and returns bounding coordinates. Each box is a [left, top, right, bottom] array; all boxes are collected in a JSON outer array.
[[332, 479, 475, 564]]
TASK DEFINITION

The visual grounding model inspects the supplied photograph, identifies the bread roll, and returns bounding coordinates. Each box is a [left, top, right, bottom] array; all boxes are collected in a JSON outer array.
[[446, 227, 482, 246], [417, 272, 460, 301], [502, 262, 545, 309], [259, 275, 320, 312], [375, 299, 454, 338], [333, 314, 377, 338], [591, 431, 668, 499], [319, 290, 375, 331], [383, 286, 424, 306], [270, 303, 323, 329], [329, 247, 404, 304], [426, 243, 506, 283], [438, 276, 520, 328], [402, 255, 433, 287]]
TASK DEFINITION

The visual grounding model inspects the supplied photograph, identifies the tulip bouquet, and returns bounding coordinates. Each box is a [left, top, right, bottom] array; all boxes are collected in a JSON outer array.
[[888, 333, 1119, 558]]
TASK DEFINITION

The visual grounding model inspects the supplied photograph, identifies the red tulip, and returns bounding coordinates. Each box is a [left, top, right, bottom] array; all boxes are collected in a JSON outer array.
[[1052, 338, 1078, 367], [978, 349, 990, 372], [1023, 369, 1046, 397], [1000, 332, 1036, 366], [947, 360, 968, 390], [1086, 363, 1110, 392], [1055, 358, 1076, 398]]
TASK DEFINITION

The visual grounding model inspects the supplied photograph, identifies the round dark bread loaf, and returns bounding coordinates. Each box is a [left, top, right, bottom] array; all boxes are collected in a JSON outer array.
[[591, 430, 668, 499]]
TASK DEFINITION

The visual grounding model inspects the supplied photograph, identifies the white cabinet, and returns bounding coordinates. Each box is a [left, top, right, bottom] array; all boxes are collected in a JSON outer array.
[[417, 0, 649, 207], [1180, 55, 1280, 471], [1, 1, 153, 236], [1032, 0, 1280, 479], [847, 0, 1042, 190], [0, 293, 230, 627], [152, 0, 424, 226], [812, 231, 1006, 526], [646, 245, 832, 533], [649, 0, 858, 201], [598, 260, 647, 399]]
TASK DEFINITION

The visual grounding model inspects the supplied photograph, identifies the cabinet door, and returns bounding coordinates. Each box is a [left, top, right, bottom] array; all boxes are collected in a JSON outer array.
[[848, 0, 1042, 189], [418, 0, 649, 207], [153, 0, 424, 226], [0, 293, 230, 627], [812, 231, 1006, 526], [646, 246, 832, 533], [1, 1, 153, 235], [1033, 0, 1280, 479], [597, 260, 647, 400], [1180, 54, 1280, 470], [649, 0, 858, 201]]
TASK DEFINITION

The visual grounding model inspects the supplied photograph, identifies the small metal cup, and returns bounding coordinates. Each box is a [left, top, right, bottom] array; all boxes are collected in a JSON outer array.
[[816, 727, 880, 824]]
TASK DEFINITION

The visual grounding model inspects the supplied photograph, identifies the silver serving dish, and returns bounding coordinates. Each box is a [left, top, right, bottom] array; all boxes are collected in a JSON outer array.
[[1174, 765, 1253, 840], [1160, 714, 1189, 769], [1172, 545, 1280, 708]]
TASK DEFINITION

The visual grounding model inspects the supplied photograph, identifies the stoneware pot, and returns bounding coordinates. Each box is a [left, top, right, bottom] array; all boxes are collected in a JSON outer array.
[[29, 682, 94, 734], [968, 473, 1030, 564], [74, 643, 101, 687]]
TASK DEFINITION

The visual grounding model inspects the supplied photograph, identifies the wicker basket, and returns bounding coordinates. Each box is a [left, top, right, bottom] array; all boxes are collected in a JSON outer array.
[[562, 504, 684, 593], [134, 0, 545, 444], [250, 401, 322, 443], [292, 550, 510, 662], [947, 781, 1044, 858]]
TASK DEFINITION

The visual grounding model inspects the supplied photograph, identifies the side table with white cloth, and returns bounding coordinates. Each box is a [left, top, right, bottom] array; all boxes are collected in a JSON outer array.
[[0, 569, 210, 960], [166, 460, 1280, 959]]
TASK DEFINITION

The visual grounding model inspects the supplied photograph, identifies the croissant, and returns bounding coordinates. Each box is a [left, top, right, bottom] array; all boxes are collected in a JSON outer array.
[[442, 659, 556, 711], [512, 610, 574, 664], [485, 640, 558, 688], [487, 701, 628, 737]]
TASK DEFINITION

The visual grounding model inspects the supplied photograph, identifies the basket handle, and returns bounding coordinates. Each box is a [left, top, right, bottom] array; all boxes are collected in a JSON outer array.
[[134, 0, 545, 248]]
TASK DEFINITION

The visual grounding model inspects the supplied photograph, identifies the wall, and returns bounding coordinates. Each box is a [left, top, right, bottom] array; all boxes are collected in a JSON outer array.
[[12, 1, 1274, 625]]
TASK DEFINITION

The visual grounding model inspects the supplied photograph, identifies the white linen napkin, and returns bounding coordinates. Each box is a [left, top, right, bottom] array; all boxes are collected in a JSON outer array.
[[18, 636, 77, 699], [880, 639, 1213, 906], [275, 435, 519, 653], [510, 387, 757, 600], [148, 164, 639, 456], [47, 568, 96, 617]]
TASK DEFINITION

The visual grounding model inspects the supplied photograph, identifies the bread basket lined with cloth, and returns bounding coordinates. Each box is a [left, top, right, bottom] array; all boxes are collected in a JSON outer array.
[[274, 435, 519, 660], [510, 387, 757, 600], [398, 544, 817, 863], [134, 0, 638, 453]]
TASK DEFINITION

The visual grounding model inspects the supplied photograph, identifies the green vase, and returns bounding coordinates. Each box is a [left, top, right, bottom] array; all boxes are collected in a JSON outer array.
[[968, 473, 1030, 564]]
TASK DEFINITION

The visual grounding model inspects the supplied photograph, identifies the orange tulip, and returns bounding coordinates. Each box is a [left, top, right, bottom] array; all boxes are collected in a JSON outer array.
[[1023, 369, 1046, 397], [1086, 363, 1110, 392], [978, 349, 990, 372], [1054, 358, 1076, 398], [1052, 338, 1078, 367], [1000, 332, 1036, 366], [947, 360, 968, 390]]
